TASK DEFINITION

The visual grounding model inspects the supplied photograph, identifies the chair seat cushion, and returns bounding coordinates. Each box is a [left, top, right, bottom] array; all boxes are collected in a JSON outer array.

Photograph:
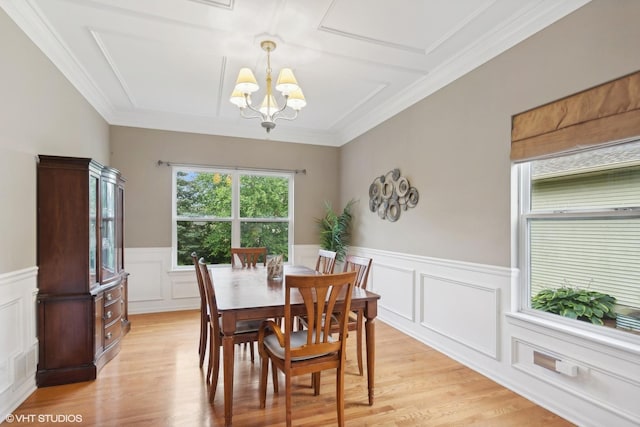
[[264, 330, 334, 361], [217, 318, 262, 334]]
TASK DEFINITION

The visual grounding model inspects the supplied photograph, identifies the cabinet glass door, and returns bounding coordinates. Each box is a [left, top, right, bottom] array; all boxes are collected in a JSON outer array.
[[89, 175, 99, 285], [102, 179, 116, 275]]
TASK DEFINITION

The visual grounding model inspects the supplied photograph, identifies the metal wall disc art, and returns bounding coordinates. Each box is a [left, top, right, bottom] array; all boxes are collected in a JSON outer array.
[[369, 169, 419, 222]]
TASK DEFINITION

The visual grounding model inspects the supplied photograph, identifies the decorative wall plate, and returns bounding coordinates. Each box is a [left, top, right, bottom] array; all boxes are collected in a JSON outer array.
[[369, 169, 418, 222]]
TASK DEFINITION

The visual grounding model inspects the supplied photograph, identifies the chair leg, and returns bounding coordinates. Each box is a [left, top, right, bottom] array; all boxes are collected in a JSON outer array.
[[198, 320, 203, 357], [271, 360, 279, 394], [336, 365, 345, 427], [209, 344, 220, 402], [312, 372, 321, 396], [259, 353, 269, 408], [199, 311, 208, 368], [250, 341, 255, 362], [356, 312, 364, 376], [285, 373, 293, 427], [206, 329, 215, 383]]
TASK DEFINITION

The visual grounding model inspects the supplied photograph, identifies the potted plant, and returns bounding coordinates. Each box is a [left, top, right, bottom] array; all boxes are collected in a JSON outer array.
[[531, 282, 616, 326], [317, 199, 355, 262]]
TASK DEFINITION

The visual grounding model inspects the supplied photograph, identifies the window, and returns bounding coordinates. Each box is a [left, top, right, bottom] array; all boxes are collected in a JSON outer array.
[[518, 140, 640, 336], [172, 167, 293, 267]]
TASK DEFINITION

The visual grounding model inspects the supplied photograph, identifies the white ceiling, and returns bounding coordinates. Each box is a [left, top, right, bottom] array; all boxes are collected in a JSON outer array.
[[2, 0, 589, 146]]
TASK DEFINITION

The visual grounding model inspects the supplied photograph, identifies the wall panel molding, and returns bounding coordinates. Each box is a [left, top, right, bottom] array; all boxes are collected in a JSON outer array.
[[421, 273, 499, 359], [126, 247, 198, 314], [0, 267, 38, 422], [372, 262, 415, 321]]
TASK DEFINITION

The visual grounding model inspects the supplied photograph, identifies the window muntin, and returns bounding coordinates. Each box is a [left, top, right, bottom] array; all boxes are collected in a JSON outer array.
[[520, 140, 640, 336], [173, 167, 293, 267]]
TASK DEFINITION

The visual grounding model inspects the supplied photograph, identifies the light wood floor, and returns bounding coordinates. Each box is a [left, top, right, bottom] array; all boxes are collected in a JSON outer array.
[[13, 310, 573, 426]]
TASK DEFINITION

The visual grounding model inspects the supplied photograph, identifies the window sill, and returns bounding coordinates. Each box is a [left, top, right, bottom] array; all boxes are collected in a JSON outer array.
[[506, 310, 640, 357]]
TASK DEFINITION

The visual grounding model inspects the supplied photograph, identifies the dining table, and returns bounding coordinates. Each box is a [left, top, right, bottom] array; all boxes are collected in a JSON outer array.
[[211, 264, 381, 426]]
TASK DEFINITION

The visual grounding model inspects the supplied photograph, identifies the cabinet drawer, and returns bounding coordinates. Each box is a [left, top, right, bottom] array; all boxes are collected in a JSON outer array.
[[104, 316, 122, 347], [103, 299, 122, 323], [104, 286, 122, 305]]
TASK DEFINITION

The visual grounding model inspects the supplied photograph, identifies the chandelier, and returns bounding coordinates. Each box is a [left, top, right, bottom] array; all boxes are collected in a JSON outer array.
[[230, 40, 306, 133]]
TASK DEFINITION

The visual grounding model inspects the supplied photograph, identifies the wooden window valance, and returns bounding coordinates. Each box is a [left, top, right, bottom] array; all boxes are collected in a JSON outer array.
[[511, 70, 640, 162]]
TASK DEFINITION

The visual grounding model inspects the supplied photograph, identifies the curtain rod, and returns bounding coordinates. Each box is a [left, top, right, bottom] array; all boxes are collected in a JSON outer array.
[[156, 160, 306, 175]]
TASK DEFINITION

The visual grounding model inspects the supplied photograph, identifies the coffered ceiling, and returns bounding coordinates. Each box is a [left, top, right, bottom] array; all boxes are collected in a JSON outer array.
[[2, 0, 589, 146]]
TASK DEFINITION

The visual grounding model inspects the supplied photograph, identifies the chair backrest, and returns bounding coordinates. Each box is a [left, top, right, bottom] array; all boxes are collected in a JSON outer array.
[[342, 255, 372, 290], [191, 252, 206, 303], [231, 247, 267, 267], [315, 249, 337, 274], [283, 271, 357, 361], [198, 258, 220, 337]]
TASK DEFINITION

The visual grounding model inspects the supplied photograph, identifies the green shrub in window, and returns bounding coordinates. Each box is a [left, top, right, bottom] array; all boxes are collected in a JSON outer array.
[[532, 284, 617, 326]]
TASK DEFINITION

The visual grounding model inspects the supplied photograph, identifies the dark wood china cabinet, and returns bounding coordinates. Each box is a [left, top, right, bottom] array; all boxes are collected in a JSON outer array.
[[36, 155, 130, 387]]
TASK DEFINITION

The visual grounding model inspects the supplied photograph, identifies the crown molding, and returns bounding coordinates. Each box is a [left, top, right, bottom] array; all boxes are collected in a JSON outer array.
[[2, 0, 116, 122], [337, 0, 592, 145], [1, 0, 591, 147]]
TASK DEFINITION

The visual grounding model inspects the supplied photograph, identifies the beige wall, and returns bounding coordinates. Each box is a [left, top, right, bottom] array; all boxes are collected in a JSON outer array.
[[3, 0, 639, 271], [109, 126, 339, 248], [0, 8, 109, 274], [340, 0, 640, 268]]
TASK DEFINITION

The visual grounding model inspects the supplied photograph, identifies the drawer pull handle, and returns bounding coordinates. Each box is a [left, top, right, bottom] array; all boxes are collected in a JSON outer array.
[[106, 332, 112, 340], [106, 293, 112, 301], [106, 311, 112, 319]]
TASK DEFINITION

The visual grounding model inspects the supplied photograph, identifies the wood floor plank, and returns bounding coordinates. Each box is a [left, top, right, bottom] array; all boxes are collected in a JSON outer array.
[[10, 310, 573, 426]]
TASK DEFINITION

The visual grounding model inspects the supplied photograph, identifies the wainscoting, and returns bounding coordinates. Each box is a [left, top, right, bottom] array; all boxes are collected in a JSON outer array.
[[508, 314, 640, 426], [356, 247, 639, 427], [3, 246, 639, 426], [355, 247, 639, 427], [0, 267, 38, 420], [125, 246, 322, 315], [356, 247, 508, 365]]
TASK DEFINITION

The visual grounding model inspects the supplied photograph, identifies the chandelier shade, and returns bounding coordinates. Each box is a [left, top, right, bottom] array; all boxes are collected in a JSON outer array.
[[229, 40, 306, 133], [287, 88, 307, 111], [233, 68, 259, 93], [229, 89, 248, 108], [259, 94, 280, 116], [275, 68, 299, 94]]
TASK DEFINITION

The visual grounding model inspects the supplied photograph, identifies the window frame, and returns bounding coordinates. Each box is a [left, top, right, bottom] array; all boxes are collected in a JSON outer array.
[[516, 145, 640, 344], [171, 166, 294, 270]]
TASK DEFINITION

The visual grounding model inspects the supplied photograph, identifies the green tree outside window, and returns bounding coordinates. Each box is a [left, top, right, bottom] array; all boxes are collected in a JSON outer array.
[[175, 169, 291, 266]]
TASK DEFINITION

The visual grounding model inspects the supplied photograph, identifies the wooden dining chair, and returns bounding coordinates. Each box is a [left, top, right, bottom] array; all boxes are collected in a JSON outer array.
[[198, 258, 263, 402], [191, 252, 208, 369], [258, 271, 357, 427], [231, 247, 267, 268], [315, 249, 337, 274], [299, 255, 373, 375], [340, 254, 373, 376], [295, 249, 338, 331]]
